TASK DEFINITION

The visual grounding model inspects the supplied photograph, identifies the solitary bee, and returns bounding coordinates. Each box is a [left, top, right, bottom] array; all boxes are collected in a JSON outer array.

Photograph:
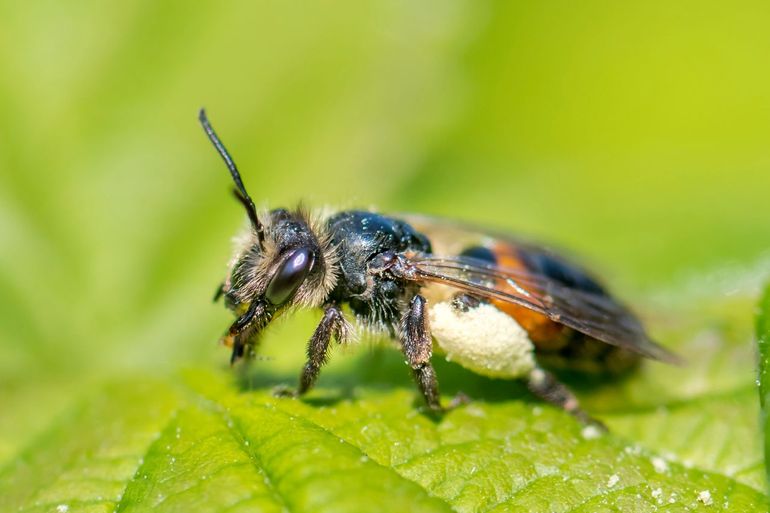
[[200, 109, 679, 425]]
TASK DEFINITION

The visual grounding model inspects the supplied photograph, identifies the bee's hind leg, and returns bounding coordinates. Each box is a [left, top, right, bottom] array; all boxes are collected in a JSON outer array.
[[526, 366, 606, 430]]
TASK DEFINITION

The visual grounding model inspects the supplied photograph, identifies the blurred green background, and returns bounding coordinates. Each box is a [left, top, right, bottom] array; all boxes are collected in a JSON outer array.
[[2, 0, 770, 466]]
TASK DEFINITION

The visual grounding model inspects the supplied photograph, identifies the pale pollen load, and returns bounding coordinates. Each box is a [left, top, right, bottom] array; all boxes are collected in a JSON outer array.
[[429, 301, 536, 379]]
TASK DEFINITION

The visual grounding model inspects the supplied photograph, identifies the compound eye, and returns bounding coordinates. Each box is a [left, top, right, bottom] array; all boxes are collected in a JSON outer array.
[[265, 248, 315, 305]]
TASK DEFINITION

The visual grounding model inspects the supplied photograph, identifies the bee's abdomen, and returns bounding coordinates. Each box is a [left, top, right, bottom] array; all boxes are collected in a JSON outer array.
[[534, 334, 640, 374], [460, 243, 640, 374], [516, 247, 607, 296]]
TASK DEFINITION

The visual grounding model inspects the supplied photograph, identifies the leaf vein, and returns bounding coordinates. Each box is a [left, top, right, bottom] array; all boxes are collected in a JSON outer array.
[[216, 409, 292, 513]]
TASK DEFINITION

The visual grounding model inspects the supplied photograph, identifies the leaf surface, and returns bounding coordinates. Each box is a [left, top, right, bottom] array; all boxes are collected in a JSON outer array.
[[757, 284, 770, 491]]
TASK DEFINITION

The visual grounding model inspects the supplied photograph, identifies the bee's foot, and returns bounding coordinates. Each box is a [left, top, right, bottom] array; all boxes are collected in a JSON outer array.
[[575, 411, 608, 433], [272, 385, 298, 398], [423, 392, 471, 416], [220, 334, 234, 348]]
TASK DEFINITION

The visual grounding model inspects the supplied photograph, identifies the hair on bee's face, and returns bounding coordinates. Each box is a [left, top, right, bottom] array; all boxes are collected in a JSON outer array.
[[226, 209, 324, 307]]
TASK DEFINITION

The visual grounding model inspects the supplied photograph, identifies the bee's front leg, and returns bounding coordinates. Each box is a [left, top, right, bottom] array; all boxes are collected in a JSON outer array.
[[224, 299, 269, 364], [400, 294, 443, 412], [213, 282, 225, 302], [276, 304, 348, 398]]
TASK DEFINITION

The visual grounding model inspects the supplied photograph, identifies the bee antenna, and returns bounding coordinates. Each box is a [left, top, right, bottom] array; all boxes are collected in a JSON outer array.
[[198, 108, 265, 246]]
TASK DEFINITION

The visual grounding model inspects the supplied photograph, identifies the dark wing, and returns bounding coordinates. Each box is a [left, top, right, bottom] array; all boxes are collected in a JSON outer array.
[[402, 253, 681, 364], [397, 213, 680, 363]]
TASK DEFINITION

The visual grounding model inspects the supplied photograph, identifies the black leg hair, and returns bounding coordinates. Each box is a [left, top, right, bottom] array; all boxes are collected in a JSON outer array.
[[295, 304, 348, 396], [227, 321, 262, 364], [400, 295, 442, 411], [213, 282, 225, 302], [451, 293, 482, 312], [226, 300, 268, 365], [527, 366, 606, 429]]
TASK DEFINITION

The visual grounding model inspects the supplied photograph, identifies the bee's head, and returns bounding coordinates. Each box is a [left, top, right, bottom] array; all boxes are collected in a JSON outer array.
[[226, 208, 334, 313], [199, 109, 337, 359]]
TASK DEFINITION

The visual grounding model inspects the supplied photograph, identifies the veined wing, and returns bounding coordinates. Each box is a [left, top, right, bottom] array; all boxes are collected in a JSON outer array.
[[406, 254, 680, 364]]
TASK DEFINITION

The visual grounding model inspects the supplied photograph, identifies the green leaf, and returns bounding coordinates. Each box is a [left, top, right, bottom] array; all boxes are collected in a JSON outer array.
[[1, 367, 767, 513], [758, 283, 770, 490]]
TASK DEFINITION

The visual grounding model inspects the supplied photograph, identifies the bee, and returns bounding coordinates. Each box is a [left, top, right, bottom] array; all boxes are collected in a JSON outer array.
[[200, 109, 679, 425]]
